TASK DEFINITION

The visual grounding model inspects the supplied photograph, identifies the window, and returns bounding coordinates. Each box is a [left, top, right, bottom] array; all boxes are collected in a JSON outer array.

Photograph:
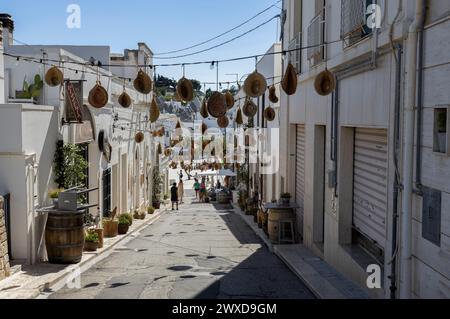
[[433, 108, 449, 154], [341, 0, 374, 47]]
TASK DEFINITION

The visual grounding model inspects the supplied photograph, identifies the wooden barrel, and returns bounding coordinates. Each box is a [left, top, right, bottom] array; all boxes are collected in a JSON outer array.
[[268, 209, 294, 243], [45, 211, 85, 264]]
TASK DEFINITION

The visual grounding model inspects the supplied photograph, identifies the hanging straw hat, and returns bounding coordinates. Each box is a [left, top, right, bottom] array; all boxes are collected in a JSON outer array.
[[149, 97, 160, 123], [314, 68, 336, 96], [244, 71, 267, 98], [133, 70, 152, 94], [176, 77, 194, 102], [135, 132, 144, 144], [217, 116, 229, 128], [243, 98, 257, 118], [236, 107, 243, 125], [45, 66, 64, 87], [268, 85, 279, 103], [225, 91, 235, 110], [88, 82, 108, 108], [207, 92, 227, 118], [281, 63, 298, 96], [200, 98, 209, 118], [118, 91, 132, 108], [264, 106, 276, 122]]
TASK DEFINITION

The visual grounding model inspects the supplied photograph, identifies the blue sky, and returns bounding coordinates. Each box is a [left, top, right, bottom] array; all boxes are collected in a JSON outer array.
[[1, 0, 281, 89]]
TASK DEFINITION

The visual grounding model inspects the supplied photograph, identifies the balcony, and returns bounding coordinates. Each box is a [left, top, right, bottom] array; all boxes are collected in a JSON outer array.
[[341, 0, 373, 47], [307, 13, 325, 66], [288, 32, 301, 74]]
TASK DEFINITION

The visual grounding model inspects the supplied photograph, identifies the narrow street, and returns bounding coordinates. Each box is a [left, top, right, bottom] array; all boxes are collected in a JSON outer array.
[[48, 184, 314, 299]]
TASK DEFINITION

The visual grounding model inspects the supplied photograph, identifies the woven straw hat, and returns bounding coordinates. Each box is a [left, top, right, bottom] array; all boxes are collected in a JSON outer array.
[[45, 66, 64, 87], [314, 68, 336, 96], [243, 98, 257, 118], [157, 143, 163, 155], [217, 116, 230, 128], [133, 70, 152, 94], [200, 98, 209, 118], [135, 132, 144, 144], [164, 148, 172, 157], [236, 107, 243, 125], [176, 77, 194, 102], [88, 82, 108, 108], [118, 91, 132, 108], [207, 92, 227, 118], [281, 63, 298, 96], [149, 97, 160, 123], [225, 91, 235, 110], [268, 85, 279, 103], [264, 106, 276, 122], [244, 71, 267, 98]]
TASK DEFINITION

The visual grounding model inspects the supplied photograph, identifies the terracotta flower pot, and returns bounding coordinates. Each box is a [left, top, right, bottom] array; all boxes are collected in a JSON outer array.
[[93, 228, 104, 249], [84, 241, 99, 252], [118, 224, 129, 235], [103, 220, 119, 238]]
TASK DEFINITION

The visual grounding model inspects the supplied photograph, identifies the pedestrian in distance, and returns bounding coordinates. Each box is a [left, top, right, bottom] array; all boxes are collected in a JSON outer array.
[[171, 183, 179, 211], [178, 180, 184, 204], [194, 178, 201, 200], [179, 170, 184, 181], [199, 178, 207, 203]]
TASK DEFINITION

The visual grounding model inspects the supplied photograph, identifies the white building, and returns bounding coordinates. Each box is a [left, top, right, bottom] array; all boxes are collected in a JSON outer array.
[[279, 0, 450, 298], [0, 14, 158, 265]]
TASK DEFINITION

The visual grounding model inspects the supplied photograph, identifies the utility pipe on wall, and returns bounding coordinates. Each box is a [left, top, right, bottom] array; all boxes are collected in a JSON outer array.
[[400, 0, 424, 299]]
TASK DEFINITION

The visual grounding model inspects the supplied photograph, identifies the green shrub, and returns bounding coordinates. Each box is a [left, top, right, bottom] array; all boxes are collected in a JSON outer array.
[[85, 231, 99, 243], [48, 189, 63, 199], [118, 214, 132, 226]]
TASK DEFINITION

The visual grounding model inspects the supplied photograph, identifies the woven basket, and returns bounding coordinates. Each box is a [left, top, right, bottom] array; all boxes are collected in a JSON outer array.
[[281, 63, 298, 96], [88, 83, 108, 108], [243, 98, 257, 118], [236, 107, 243, 125], [207, 92, 227, 118], [118, 91, 132, 108], [264, 106, 276, 122], [133, 70, 152, 94], [45, 66, 64, 87], [268, 85, 279, 103], [217, 116, 230, 128], [135, 132, 144, 144], [225, 91, 235, 109], [150, 97, 160, 123], [176, 77, 194, 102], [244, 71, 267, 98], [314, 69, 336, 96]]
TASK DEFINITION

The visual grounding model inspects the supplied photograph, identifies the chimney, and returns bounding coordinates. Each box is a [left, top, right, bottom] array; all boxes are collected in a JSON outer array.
[[0, 14, 14, 47]]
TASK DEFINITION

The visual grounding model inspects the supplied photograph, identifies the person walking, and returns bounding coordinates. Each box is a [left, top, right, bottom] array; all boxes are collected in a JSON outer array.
[[179, 170, 184, 181], [199, 178, 207, 203], [194, 178, 201, 200], [171, 183, 179, 211], [178, 180, 185, 204]]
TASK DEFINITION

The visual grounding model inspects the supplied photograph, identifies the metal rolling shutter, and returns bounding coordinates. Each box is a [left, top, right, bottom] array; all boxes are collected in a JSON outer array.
[[353, 128, 388, 248], [296, 125, 306, 237]]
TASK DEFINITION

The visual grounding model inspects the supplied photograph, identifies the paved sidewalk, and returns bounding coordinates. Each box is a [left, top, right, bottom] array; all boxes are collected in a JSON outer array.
[[0, 206, 168, 299], [232, 204, 370, 299]]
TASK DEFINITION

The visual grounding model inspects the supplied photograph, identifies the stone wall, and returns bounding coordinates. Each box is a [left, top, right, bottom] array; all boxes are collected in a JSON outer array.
[[0, 196, 10, 280]]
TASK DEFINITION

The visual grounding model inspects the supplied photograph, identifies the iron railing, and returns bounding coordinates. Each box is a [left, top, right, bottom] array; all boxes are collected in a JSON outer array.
[[288, 32, 302, 74], [307, 13, 324, 64], [341, 0, 370, 46]]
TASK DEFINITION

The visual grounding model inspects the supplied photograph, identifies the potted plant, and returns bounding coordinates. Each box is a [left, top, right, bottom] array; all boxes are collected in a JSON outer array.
[[15, 75, 44, 103], [147, 206, 155, 215], [152, 168, 162, 209], [48, 189, 62, 206], [281, 193, 292, 206], [139, 210, 147, 220], [133, 210, 141, 220], [84, 231, 99, 252], [118, 214, 132, 235], [103, 218, 118, 238], [163, 194, 169, 201]]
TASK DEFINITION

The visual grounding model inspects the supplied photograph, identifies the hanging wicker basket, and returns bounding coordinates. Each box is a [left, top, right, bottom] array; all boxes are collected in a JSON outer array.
[[118, 91, 132, 108], [88, 82, 108, 108], [268, 85, 279, 103], [243, 98, 257, 118], [264, 106, 276, 122], [225, 91, 235, 110], [149, 97, 160, 123], [314, 68, 336, 96], [217, 116, 230, 128], [236, 107, 244, 125], [200, 98, 209, 118], [207, 92, 227, 118], [133, 70, 152, 94], [176, 77, 194, 102], [244, 71, 267, 98], [45, 66, 64, 87], [281, 63, 298, 96]]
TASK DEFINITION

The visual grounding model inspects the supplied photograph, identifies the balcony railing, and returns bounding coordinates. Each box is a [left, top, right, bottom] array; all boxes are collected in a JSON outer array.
[[288, 32, 302, 74], [341, 0, 371, 46], [307, 13, 324, 65]]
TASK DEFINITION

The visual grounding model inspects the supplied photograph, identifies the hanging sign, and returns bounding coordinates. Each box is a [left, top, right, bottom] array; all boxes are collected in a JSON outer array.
[[65, 80, 83, 123]]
